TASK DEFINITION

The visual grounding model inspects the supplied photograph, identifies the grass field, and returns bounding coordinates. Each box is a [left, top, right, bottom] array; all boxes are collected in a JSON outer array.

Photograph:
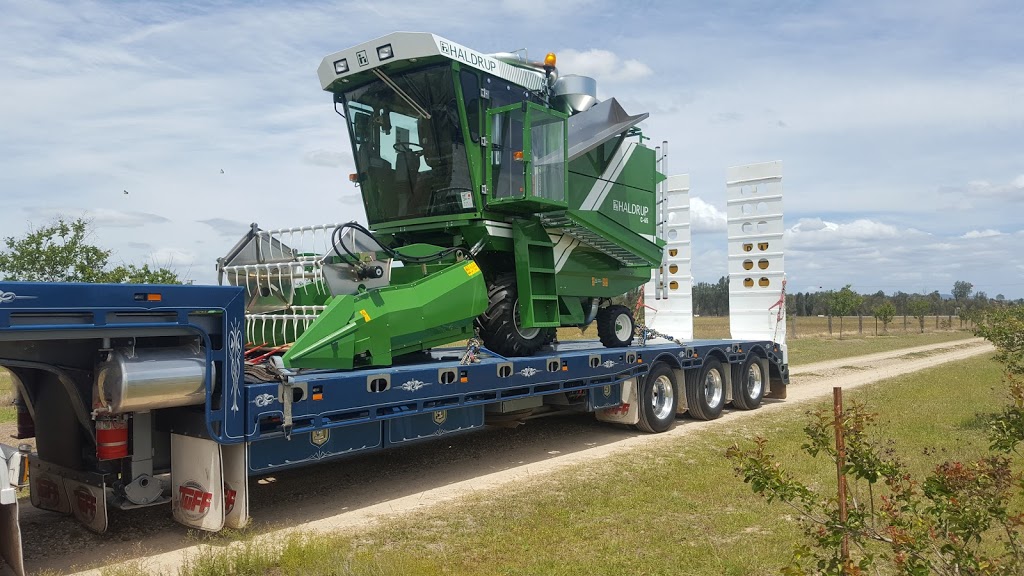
[[690, 314, 970, 340], [164, 353, 1009, 576], [0, 368, 14, 424], [786, 330, 974, 365]]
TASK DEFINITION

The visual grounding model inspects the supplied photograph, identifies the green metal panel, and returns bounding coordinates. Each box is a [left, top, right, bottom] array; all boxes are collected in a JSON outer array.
[[512, 220, 559, 328], [282, 259, 488, 369]]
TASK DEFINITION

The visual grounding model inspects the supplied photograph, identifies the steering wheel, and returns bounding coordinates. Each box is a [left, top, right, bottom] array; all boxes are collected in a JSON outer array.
[[393, 141, 424, 155]]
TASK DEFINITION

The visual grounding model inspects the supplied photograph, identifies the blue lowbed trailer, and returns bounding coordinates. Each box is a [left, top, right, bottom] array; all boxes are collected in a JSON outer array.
[[0, 281, 787, 574]]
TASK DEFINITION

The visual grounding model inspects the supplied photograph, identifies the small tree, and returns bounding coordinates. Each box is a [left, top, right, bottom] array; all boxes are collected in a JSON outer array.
[[873, 301, 896, 333], [828, 285, 863, 339], [727, 303, 1024, 575], [952, 280, 973, 303], [0, 216, 181, 284], [907, 297, 930, 333]]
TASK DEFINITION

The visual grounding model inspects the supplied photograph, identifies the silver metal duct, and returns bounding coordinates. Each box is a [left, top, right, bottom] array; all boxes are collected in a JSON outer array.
[[552, 75, 599, 113]]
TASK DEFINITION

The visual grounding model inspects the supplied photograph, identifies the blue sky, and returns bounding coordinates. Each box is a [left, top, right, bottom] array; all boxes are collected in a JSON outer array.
[[2, 0, 1022, 297]]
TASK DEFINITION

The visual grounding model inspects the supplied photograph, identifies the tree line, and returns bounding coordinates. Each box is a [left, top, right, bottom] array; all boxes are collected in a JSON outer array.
[[693, 277, 1017, 323]]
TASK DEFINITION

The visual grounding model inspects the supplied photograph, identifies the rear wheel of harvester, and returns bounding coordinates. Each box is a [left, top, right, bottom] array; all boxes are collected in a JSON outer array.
[[636, 362, 678, 433], [686, 357, 726, 420], [596, 305, 635, 348], [476, 274, 555, 357], [732, 354, 765, 410]]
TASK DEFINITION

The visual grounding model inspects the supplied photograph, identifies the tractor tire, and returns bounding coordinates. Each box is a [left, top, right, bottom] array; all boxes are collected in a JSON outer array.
[[686, 357, 726, 421], [476, 274, 554, 357], [732, 354, 765, 410], [596, 305, 635, 348], [636, 362, 678, 433]]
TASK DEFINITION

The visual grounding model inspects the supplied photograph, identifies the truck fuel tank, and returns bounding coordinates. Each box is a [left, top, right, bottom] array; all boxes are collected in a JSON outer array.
[[96, 346, 207, 413]]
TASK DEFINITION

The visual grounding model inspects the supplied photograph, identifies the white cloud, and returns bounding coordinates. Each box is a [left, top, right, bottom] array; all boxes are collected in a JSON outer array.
[[689, 197, 726, 233], [964, 176, 1024, 200], [556, 49, 653, 85], [962, 229, 1004, 239]]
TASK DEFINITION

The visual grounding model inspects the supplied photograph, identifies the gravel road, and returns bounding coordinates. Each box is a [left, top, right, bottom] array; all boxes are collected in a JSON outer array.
[[2, 337, 993, 576]]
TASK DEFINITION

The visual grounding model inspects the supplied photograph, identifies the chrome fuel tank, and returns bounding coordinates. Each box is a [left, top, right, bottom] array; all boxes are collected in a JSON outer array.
[[96, 346, 207, 413]]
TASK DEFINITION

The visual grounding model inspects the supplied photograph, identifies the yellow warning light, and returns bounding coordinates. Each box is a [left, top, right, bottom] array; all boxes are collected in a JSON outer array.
[[544, 52, 557, 67], [349, 173, 358, 182], [513, 150, 524, 161]]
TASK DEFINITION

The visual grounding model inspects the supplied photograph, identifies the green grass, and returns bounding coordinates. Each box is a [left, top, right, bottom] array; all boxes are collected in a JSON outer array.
[[0, 368, 14, 424], [786, 330, 974, 365], [171, 354, 1009, 576]]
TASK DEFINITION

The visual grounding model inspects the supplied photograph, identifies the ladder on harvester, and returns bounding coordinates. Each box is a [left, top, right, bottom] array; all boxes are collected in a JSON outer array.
[[513, 220, 559, 327]]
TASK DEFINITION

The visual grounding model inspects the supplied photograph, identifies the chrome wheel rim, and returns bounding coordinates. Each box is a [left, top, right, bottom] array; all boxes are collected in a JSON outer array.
[[704, 368, 723, 407], [652, 374, 675, 420], [746, 362, 763, 399]]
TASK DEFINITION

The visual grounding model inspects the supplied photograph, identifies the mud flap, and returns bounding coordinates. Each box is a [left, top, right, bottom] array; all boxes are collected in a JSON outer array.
[[595, 377, 640, 425], [66, 479, 108, 533], [221, 442, 249, 530], [28, 462, 108, 534], [171, 434, 249, 532]]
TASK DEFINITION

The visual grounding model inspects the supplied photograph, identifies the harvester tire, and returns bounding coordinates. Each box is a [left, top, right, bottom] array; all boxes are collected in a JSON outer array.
[[732, 354, 765, 410], [596, 305, 635, 348], [476, 274, 554, 357], [686, 357, 726, 420]]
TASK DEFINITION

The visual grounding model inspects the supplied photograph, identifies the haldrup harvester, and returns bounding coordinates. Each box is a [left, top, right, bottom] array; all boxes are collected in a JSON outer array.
[[0, 33, 789, 575]]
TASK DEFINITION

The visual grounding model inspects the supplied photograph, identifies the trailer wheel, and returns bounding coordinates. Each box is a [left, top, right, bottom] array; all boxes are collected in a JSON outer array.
[[686, 357, 726, 420], [732, 354, 765, 410], [476, 274, 555, 357], [636, 362, 677, 433], [596, 305, 635, 348]]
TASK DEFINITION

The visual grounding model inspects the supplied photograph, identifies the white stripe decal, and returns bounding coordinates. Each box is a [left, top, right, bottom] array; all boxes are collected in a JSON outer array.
[[580, 142, 636, 212], [554, 238, 579, 272], [485, 225, 513, 238]]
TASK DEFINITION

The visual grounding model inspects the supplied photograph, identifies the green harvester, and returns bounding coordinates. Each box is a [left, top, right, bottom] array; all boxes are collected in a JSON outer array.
[[217, 32, 665, 370]]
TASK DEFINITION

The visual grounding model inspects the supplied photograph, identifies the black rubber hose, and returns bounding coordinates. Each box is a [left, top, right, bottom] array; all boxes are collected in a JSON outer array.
[[331, 222, 463, 264]]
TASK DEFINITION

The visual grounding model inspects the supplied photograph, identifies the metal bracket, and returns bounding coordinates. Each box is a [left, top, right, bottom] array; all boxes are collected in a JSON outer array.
[[278, 380, 294, 440]]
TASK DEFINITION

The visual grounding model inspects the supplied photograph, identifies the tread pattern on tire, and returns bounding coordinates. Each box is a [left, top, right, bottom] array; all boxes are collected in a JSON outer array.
[[686, 357, 725, 421], [596, 304, 635, 348], [475, 273, 554, 357], [636, 362, 677, 434], [732, 354, 765, 411]]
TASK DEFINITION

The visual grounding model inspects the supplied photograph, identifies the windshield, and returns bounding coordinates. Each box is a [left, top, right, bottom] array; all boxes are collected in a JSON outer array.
[[344, 65, 474, 224]]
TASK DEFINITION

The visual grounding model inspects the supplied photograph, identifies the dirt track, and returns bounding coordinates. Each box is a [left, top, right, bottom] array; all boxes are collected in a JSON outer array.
[[3, 337, 994, 576]]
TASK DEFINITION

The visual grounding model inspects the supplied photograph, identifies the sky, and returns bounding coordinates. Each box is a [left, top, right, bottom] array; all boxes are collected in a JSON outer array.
[[1, 0, 1022, 298]]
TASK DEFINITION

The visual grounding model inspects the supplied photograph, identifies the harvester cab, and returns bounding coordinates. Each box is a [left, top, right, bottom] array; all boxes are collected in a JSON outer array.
[[217, 32, 666, 369]]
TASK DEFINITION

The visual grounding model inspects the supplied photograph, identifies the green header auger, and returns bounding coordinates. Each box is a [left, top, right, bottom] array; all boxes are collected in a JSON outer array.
[[217, 32, 665, 370]]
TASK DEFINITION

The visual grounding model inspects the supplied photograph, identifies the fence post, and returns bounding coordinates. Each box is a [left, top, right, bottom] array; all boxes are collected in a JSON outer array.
[[858, 314, 863, 335], [834, 387, 850, 566]]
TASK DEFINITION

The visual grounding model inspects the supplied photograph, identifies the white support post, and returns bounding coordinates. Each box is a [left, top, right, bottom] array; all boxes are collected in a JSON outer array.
[[726, 161, 786, 362], [643, 174, 693, 340]]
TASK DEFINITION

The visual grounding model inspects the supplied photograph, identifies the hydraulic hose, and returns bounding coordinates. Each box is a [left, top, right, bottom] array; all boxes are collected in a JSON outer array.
[[331, 222, 464, 265]]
